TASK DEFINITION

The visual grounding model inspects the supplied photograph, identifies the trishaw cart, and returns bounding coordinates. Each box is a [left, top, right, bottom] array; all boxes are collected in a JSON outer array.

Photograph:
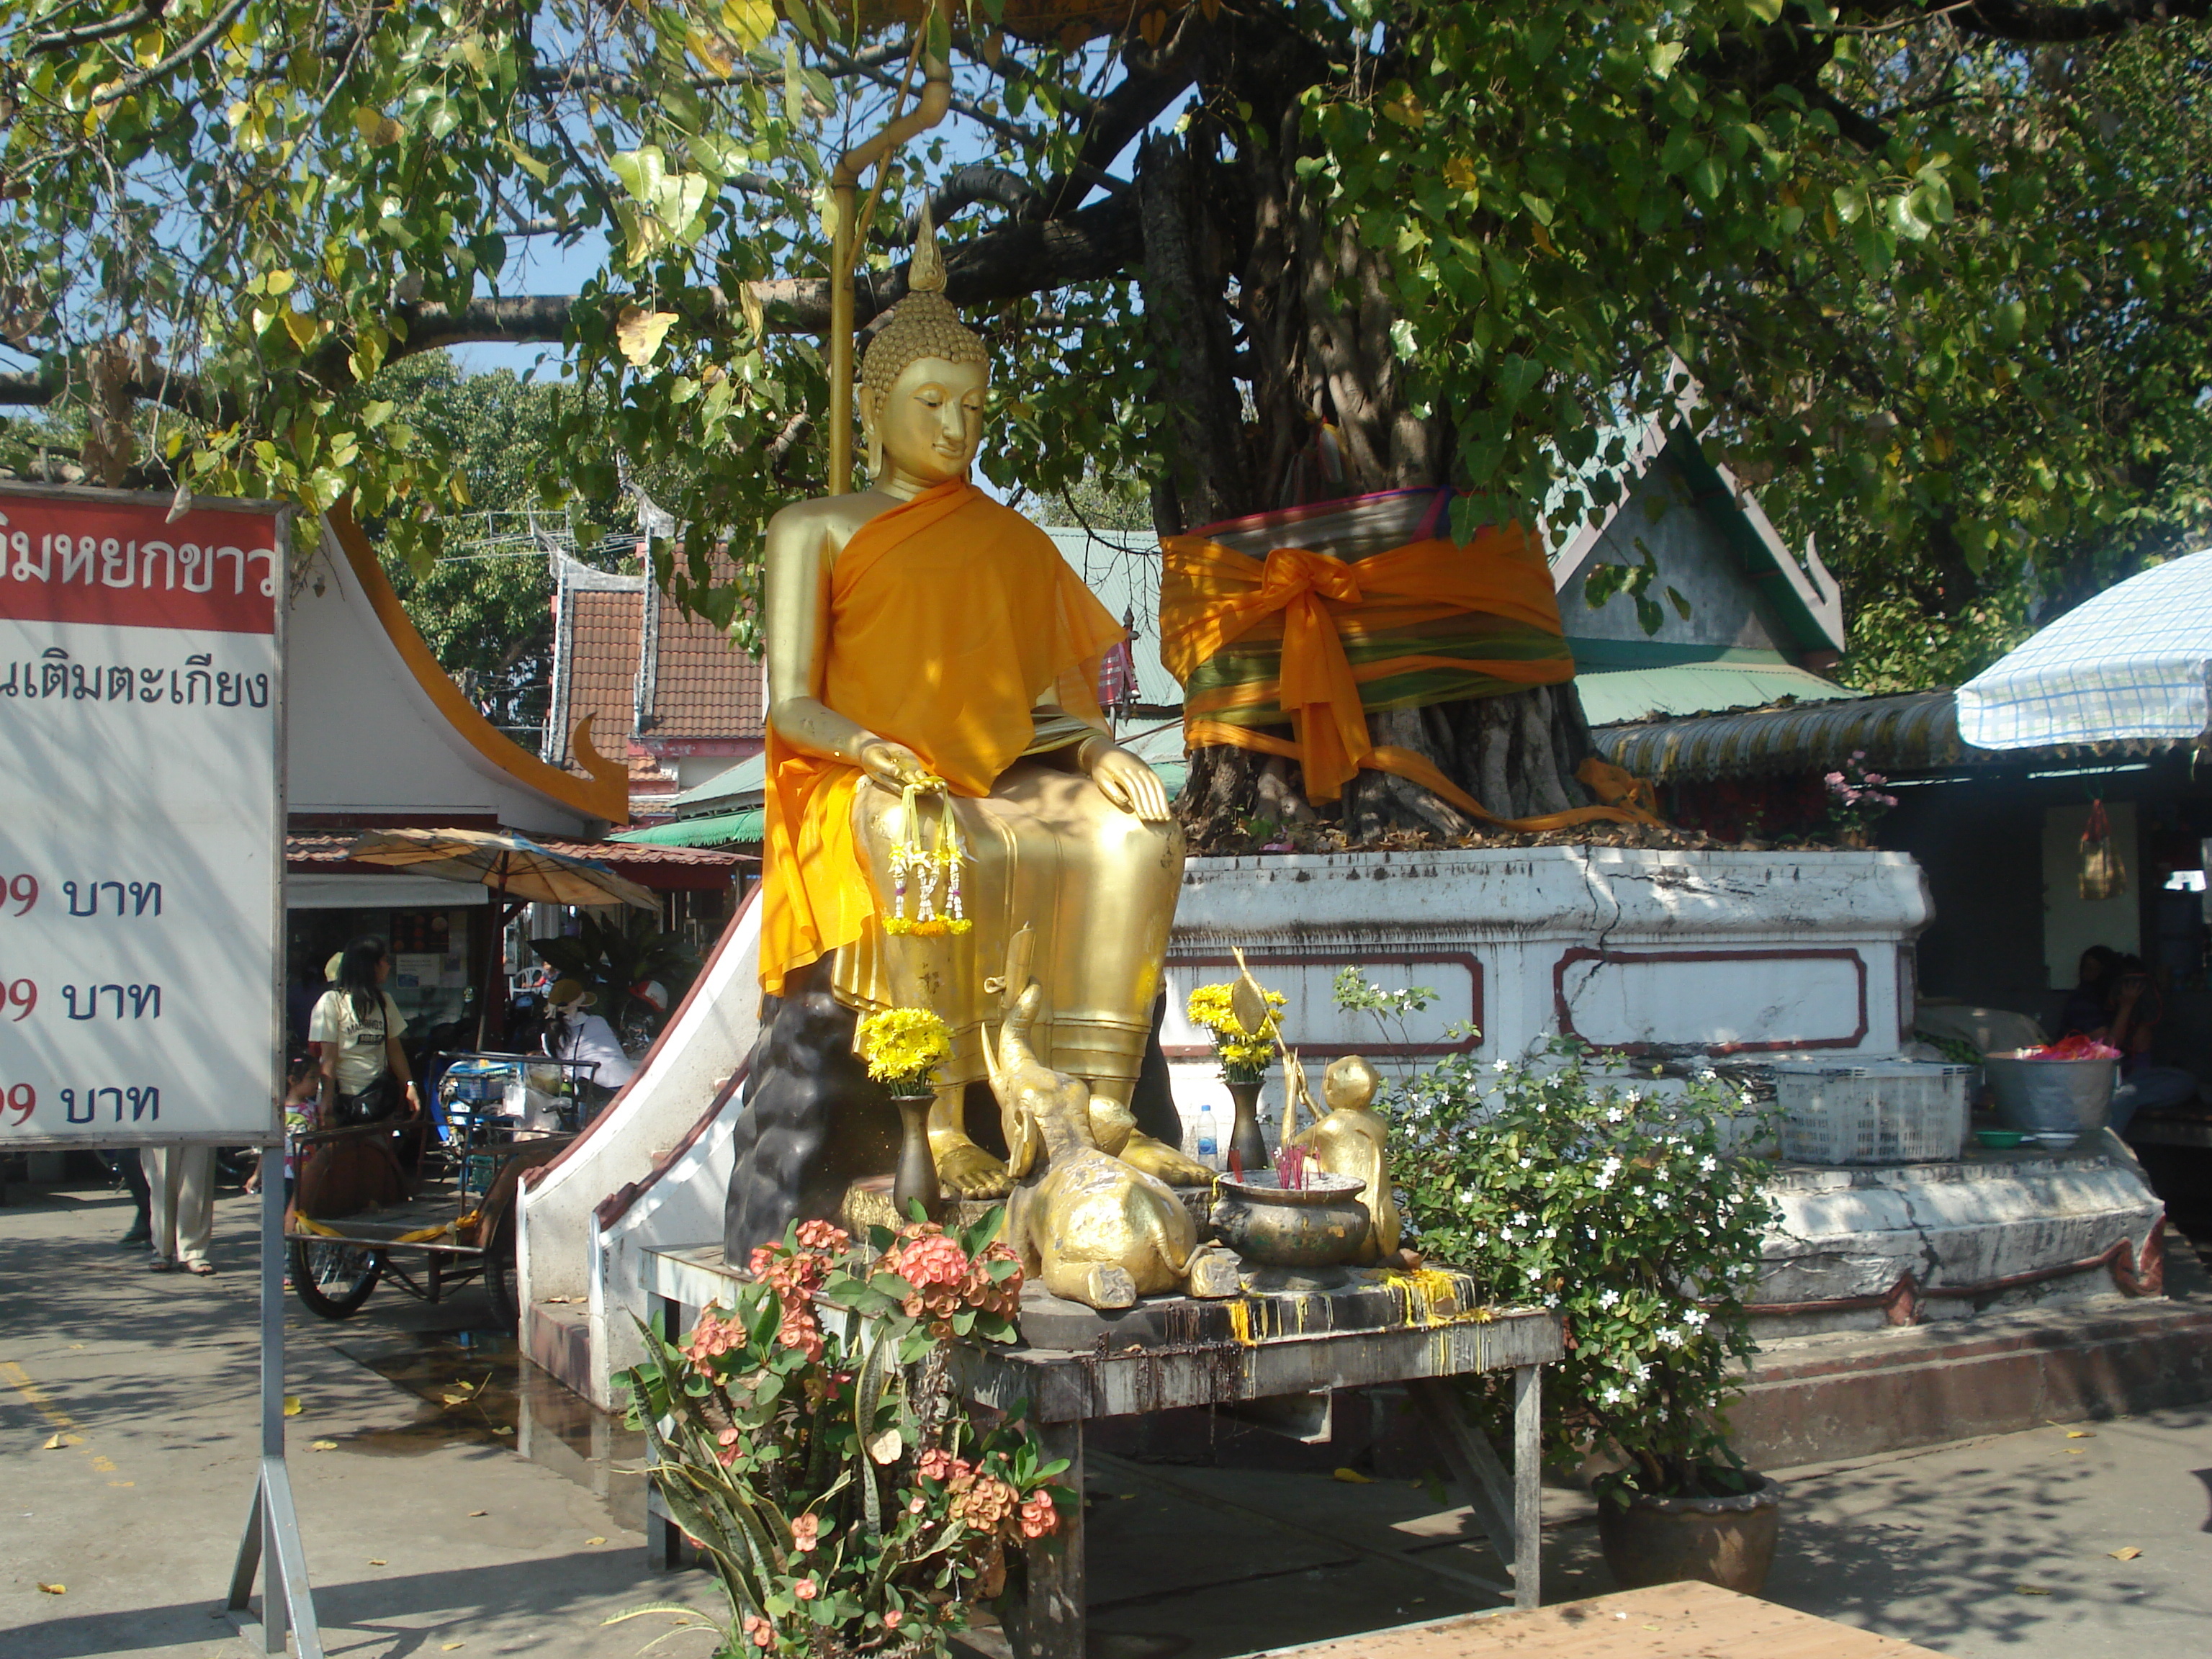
[[284, 1051, 598, 1326]]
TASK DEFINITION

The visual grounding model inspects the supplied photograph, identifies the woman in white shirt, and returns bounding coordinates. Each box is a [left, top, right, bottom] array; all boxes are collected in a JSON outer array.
[[308, 936, 421, 1125], [543, 978, 639, 1094]]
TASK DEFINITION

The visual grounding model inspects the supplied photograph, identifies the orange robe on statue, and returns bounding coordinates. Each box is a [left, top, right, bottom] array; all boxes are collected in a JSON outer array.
[[760, 480, 1141, 1031]]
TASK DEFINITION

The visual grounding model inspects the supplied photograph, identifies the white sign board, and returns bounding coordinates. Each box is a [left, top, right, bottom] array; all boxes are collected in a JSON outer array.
[[0, 482, 288, 1146]]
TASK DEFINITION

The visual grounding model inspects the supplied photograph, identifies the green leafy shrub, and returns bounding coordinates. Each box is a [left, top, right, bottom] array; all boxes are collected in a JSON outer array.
[[1390, 1037, 1779, 1501], [613, 1213, 1070, 1657]]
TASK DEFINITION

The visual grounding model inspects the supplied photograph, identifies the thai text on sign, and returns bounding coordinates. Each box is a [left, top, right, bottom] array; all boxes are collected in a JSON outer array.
[[0, 484, 289, 1146]]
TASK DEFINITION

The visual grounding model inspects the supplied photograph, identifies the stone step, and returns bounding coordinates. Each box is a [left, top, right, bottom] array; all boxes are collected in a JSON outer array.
[[1727, 1255, 2212, 1468]]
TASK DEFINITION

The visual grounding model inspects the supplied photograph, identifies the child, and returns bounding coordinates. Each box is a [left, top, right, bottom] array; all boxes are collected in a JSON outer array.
[[248, 1054, 323, 1205]]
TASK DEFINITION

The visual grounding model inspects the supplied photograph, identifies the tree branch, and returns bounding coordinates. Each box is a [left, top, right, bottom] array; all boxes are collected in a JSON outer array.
[[27, 1, 170, 55], [90, 0, 249, 107], [1935, 0, 2212, 43], [1040, 55, 1198, 217]]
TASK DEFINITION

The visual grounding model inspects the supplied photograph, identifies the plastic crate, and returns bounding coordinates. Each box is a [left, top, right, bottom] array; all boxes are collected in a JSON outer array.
[[1772, 1061, 1974, 1165]]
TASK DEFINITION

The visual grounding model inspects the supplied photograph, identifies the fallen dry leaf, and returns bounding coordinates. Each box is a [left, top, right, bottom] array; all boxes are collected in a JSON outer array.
[[40, 1431, 71, 1450], [441, 1394, 473, 1407], [282, 1396, 302, 1417], [2067, 1448, 2087, 1456], [2015, 1585, 2051, 1596], [2109, 1547, 2142, 1561], [1331, 1467, 1373, 1484], [310, 1440, 338, 1452], [468, 1510, 487, 1518], [585, 1537, 607, 1547], [493, 1426, 514, 1436], [37, 1582, 63, 1595], [369, 1559, 387, 1567], [2067, 1429, 2095, 1439], [442, 1644, 465, 1651]]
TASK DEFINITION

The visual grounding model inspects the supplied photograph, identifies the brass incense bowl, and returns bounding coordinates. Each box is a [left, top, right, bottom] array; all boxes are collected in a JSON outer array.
[[1210, 1172, 1370, 1287]]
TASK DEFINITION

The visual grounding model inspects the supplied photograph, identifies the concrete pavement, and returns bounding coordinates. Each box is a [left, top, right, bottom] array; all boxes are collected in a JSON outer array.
[[4, 1177, 2208, 1659]]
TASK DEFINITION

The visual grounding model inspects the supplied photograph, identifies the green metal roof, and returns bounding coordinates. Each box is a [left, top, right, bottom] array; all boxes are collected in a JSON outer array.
[[1575, 662, 1861, 727], [612, 808, 764, 848]]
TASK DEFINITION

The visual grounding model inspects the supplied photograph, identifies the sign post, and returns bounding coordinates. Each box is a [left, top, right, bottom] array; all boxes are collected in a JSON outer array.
[[0, 481, 315, 1653]]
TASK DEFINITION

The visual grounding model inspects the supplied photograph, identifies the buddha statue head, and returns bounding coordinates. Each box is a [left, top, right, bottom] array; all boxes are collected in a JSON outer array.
[[857, 201, 989, 486]]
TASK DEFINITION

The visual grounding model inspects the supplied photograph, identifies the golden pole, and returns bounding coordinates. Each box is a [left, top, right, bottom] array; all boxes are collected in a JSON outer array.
[[826, 14, 952, 495]]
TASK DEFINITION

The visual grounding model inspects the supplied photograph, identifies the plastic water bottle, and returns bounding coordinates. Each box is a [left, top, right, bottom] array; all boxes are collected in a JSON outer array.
[[1195, 1106, 1219, 1171]]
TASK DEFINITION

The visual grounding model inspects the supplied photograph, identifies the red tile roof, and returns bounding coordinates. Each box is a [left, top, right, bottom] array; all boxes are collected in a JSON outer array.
[[639, 557, 764, 742], [555, 586, 643, 772]]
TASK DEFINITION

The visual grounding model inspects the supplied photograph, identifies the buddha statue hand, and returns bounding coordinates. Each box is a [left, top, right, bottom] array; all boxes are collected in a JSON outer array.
[[1083, 740, 1171, 822], [858, 737, 935, 791], [1088, 1094, 1215, 1188], [927, 1087, 1012, 1199]]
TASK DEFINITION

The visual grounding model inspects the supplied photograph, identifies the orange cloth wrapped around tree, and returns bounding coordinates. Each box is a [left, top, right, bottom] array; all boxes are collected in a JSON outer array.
[[759, 479, 1128, 1002]]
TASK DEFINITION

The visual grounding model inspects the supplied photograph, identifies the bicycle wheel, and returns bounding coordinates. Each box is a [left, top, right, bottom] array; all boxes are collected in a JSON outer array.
[[290, 1238, 382, 1318]]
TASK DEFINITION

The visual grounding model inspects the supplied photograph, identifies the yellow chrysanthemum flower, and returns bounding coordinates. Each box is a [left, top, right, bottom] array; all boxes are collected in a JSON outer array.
[[857, 1007, 953, 1092]]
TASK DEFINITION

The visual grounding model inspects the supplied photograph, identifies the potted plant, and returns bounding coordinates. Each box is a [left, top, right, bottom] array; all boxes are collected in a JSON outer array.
[[1390, 1036, 1784, 1593], [1822, 751, 1898, 850], [858, 1007, 955, 1220], [613, 1213, 1070, 1656], [1186, 976, 1287, 1171]]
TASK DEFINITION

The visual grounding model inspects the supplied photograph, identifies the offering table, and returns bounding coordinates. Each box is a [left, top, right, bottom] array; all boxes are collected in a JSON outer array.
[[640, 1246, 1564, 1659]]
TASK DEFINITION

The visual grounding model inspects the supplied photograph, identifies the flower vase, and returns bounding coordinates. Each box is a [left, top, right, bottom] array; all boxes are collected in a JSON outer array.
[[1225, 1078, 1272, 1172], [891, 1093, 943, 1223]]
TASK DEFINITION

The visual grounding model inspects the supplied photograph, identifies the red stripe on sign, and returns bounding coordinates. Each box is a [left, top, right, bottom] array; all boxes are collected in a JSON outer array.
[[0, 499, 280, 634]]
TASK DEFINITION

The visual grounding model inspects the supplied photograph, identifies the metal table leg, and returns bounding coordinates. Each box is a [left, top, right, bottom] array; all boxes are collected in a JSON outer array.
[[1007, 1418, 1084, 1659]]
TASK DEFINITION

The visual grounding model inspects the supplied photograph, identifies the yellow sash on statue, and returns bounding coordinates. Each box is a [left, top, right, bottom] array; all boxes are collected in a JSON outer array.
[[759, 480, 1126, 997]]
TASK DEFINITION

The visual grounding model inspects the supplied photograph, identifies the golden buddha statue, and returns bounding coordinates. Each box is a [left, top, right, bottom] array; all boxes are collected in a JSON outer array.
[[1290, 1056, 1402, 1264], [755, 213, 1209, 1199]]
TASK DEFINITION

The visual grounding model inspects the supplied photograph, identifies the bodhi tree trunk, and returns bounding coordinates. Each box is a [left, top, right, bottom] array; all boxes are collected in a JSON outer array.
[[1137, 24, 1597, 851]]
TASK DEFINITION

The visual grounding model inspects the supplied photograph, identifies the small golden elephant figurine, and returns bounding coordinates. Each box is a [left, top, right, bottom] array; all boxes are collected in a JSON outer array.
[[986, 981, 1239, 1310], [1289, 1055, 1402, 1264]]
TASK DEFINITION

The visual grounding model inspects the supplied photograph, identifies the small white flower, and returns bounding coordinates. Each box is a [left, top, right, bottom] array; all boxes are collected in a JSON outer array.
[[1517, 1155, 1533, 1169], [1697, 1067, 1719, 1083], [1542, 1293, 1560, 1308], [1493, 1058, 1512, 1074], [1526, 1266, 1542, 1281], [1513, 1210, 1531, 1226], [1625, 1089, 1645, 1105], [1605, 1106, 1625, 1123], [1658, 1327, 1683, 1347], [1592, 1171, 1613, 1190], [1601, 1156, 1622, 1177], [1699, 1155, 1719, 1175], [1683, 1308, 1709, 1328], [1597, 1288, 1620, 1309], [1459, 1188, 1478, 1204]]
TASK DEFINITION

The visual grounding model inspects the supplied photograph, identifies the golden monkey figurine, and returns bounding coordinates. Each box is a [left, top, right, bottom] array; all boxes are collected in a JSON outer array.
[[1290, 1056, 1402, 1265]]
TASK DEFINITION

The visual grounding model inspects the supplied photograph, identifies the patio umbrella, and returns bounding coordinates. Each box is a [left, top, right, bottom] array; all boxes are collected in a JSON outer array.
[[1958, 549, 2212, 750], [344, 827, 659, 910], [345, 828, 658, 1046]]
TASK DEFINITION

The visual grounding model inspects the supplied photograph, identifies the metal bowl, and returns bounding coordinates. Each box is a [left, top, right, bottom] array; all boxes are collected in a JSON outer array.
[[1210, 1172, 1370, 1272]]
